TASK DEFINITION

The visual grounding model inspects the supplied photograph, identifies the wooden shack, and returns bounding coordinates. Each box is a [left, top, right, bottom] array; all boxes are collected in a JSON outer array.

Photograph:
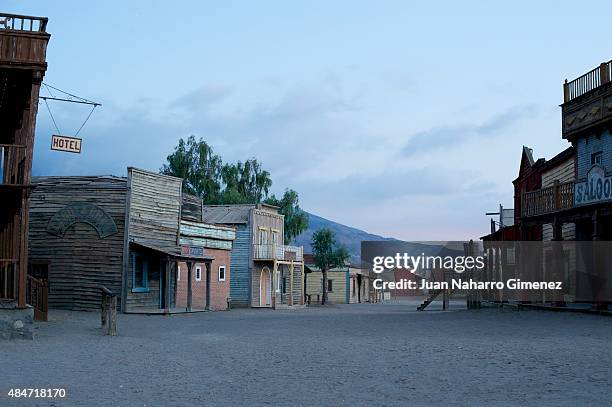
[[28, 167, 235, 313], [304, 254, 349, 304]]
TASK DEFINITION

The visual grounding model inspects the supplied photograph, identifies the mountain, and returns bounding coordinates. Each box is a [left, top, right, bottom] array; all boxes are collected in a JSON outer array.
[[292, 212, 395, 264]]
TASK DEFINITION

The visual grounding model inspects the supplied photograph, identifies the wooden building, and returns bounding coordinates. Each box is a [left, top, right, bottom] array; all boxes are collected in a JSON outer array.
[[483, 60, 612, 308], [0, 13, 49, 318], [303, 254, 349, 304], [28, 168, 234, 313], [349, 266, 372, 303], [201, 205, 304, 308]]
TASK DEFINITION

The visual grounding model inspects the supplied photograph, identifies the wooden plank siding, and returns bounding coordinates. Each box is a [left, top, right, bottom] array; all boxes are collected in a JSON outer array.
[[28, 176, 127, 310], [305, 270, 349, 304], [542, 158, 576, 241], [125, 168, 182, 310], [229, 224, 251, 307], [181, 194, 203, 222], [127, 168, 182, 248]]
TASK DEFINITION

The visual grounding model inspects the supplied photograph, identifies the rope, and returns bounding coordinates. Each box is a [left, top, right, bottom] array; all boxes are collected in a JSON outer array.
[[43, 98, 61, 135]]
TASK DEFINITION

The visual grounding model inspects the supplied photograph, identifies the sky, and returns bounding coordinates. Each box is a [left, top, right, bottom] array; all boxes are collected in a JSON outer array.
[[6, 1, 612, 240]]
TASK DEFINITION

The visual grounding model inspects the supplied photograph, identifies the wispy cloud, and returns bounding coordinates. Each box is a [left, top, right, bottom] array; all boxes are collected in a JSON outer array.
[[401, 104, 538, 157]]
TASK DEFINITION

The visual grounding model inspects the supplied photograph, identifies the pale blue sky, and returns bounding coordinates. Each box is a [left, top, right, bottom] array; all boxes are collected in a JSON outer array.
[[6, 1, 612, 239]]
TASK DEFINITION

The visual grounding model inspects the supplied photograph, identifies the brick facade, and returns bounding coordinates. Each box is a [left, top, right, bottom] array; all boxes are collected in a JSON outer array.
[[176, 248, 231, 311]]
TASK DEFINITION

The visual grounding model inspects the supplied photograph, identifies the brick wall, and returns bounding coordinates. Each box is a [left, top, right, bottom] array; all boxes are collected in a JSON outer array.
[[175, 248, 231, 311]]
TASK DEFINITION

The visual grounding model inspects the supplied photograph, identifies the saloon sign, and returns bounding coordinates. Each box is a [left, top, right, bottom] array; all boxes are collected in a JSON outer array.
[[575, 165, 612, 205]]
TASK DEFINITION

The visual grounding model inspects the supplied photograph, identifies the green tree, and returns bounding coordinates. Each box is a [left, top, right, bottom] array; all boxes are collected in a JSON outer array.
[[221, 159, 272, 204], [311, 228, 349, 305], [160, 135, 222, 203], [265, 189, 309, 244]]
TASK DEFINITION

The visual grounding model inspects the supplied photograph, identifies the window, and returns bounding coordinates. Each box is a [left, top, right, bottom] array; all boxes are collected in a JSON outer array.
[[177, 265, 181, 281], [322, 278, 333, 292], [195, 266, 202, 282], [218, 266, 226, 282], [258, 228, 268, 245], [131, 253, 149, 292], [592, 151, 603, 165], [271, 230, 279, 246]]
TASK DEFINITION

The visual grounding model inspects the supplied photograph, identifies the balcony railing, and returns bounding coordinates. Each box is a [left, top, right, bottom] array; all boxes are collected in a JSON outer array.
[[0, 144, 27, 186], [522, 181, 574, 218], [0, 13, 48, 33], [564, 60, 612, 103], [0, 260, 18, 301], [253, 244, 304, 262]]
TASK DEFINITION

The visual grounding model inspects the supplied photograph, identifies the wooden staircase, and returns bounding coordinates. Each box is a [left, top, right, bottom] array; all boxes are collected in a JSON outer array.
[[417, 289, 444, 311]]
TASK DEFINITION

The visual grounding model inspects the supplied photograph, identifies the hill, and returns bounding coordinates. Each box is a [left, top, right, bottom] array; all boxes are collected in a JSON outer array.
[[292, 212, 395, 264]]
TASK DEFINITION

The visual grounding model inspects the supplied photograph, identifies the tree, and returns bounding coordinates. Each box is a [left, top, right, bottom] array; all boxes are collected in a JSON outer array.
[[221, 159, 272, 204], [265, 189, 309, 244], [311, 228, 349, 305], [160, 135, 222, 203]]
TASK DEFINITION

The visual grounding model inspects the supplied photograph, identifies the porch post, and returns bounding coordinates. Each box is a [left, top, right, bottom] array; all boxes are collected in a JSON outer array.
[[164, 258, 171, 313], [205, 261, 211, 310], [272, 260, 277, 309], [300, 264, 305, 305], [186, 261, 193, 312], [289, 261, 294, 306]]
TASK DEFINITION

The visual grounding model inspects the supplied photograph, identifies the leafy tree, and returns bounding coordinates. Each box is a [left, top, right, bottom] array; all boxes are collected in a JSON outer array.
[[221, 159, 272, 204], [265, 189, 309, 244], [311, 228, 349, 305], [160, 135, 222, 203], [162, 137, 306, 241]]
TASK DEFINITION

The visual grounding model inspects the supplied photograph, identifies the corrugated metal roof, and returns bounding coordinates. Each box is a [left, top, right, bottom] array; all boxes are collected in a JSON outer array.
[[201, 205, 255, 224]]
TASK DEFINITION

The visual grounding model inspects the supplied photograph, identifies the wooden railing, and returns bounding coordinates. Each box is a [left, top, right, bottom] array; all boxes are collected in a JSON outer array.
[[26, 275, 48, 321], [0, 144, 27, 186], [564, 61, 612, 103], [0, 13, 48, 33], [253, 244, 303, 262], [100, 286, 117, 336], [0, 260, 18, 301], [522, 181, 575, 217]]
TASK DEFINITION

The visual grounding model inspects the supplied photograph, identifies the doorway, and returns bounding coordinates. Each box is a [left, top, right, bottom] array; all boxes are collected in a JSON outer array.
[[260, 267, 271, 306]]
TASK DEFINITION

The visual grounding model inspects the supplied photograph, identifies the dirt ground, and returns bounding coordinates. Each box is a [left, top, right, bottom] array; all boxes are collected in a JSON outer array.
[[1, 301, 611, 407]]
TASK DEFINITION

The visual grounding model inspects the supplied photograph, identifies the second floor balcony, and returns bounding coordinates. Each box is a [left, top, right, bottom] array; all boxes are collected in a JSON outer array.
[[253, 244, 304, 262], [0, 13, 50, 69], [562, 60, 612, 140], [522, 181, 574, 218]]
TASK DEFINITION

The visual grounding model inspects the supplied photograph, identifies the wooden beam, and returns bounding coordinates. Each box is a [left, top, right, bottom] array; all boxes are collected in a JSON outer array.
[[289, 261, 294, 306], [164, 259, 171, 313], [186, 261, 193, 311]]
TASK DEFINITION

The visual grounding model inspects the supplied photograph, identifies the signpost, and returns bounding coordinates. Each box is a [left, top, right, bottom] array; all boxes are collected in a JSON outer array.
[[51, 135, 82, 153]]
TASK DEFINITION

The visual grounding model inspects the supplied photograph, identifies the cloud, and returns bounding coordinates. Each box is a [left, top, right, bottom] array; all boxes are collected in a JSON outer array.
[[401, 104, 538, 157], [172, 84, 232, 113]]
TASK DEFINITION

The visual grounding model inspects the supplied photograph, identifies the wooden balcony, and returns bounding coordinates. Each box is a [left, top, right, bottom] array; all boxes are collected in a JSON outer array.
[[562, 60, 612, 140], [0, 144, 27, 187], [0, 13, 50, 70], [522, 181, 574, 218], [253, 244, 304, 262]]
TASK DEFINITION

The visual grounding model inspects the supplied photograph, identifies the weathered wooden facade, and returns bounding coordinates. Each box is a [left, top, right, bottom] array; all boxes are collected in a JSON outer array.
[[202, 204, 304, 308], [349, 266, 371, 303], [304, 254, 349, 304], [0, 13, 49, 323], [482, 60, 612, 308], [28, 168, 235, 313]]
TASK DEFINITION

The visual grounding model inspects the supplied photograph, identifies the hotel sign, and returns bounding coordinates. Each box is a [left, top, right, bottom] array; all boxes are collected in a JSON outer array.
[[51, 135, 82, 153], [575, 165, 612, 205]]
